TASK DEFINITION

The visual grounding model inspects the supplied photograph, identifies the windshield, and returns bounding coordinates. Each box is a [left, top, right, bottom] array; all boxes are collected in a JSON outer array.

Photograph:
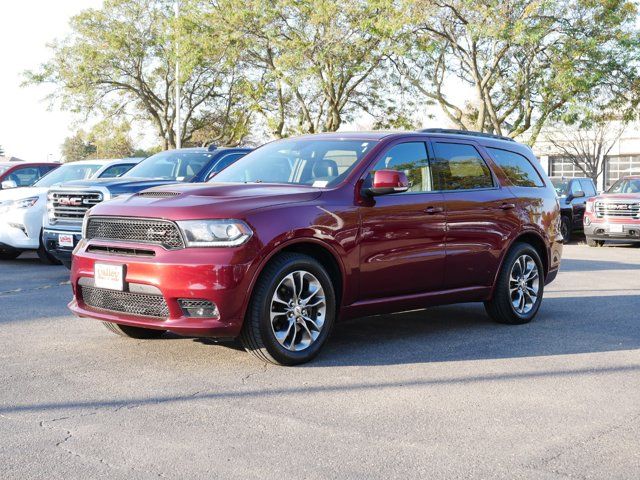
[[124, 150, 214, 181], [551, 178, 569, 196], [608, 178, 640, 194], [212, 139, 377, 187], [33, 163, 103, 187]]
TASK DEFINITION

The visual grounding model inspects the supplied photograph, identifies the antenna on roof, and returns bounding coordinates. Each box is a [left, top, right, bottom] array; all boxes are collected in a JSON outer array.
[[418, 128, 515, 142]]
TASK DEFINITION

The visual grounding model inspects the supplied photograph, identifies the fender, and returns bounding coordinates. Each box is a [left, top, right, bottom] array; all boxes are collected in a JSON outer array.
[[238, 236, 349, 324], [488, 227, 549, 298]]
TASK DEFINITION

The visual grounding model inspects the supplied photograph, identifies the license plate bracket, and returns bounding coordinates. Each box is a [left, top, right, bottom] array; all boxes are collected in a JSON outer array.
[[94, 263, 125, 291], [609, 224, 624, 233], [58, 234, 74, 248]]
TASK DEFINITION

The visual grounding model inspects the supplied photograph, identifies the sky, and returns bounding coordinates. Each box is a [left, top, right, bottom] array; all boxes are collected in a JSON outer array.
[[0, 0, 102, 161], [0, 0, 455, 162]]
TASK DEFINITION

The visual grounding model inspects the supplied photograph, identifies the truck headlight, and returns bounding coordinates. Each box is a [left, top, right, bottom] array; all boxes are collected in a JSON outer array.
[[10, 197, 39, 210], [177, 219, 252, 247]]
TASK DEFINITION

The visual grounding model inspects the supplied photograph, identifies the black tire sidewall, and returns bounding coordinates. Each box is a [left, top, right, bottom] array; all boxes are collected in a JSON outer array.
[[254, 255, 336, 365], [561, 215, 571, 242]]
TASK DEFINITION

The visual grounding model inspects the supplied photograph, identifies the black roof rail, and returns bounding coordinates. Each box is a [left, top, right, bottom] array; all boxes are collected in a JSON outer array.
[[417, 128, 515, 142]]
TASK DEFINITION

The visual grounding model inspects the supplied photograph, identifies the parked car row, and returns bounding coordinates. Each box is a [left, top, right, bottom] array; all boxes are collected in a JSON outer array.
[[5, 130, 639, 364]]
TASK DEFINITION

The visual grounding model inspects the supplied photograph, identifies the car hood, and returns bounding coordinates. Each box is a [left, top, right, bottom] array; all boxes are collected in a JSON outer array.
[[54, 177, 182, 196], [0, 186, 48, 203], [90, 183, 323, 220], [593, 193, 640, 202]]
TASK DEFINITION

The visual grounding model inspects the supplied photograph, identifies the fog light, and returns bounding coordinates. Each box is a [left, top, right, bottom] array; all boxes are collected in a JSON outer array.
[[178, 299, 219, 318]]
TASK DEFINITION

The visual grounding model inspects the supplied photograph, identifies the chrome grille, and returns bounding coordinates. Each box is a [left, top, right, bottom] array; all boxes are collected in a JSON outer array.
[[49, 191, 103, 224], [595, 202, 640, 219], [80, 285, 169, 318], [86, 217, 184, 249]]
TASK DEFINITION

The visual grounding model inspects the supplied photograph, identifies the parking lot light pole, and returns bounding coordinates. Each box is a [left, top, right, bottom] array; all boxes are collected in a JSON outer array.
[[175, 0, 181, 149]]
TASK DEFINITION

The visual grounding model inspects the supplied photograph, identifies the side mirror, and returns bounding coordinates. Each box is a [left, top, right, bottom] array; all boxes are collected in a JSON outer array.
[[569, 190, 585, 200], [366, 169, 409, 196], [1, 180, 17, 190]]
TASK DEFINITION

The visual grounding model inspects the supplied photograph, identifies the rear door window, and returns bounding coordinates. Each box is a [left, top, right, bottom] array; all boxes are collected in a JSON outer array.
[[487, 147, 544, 187], [431, 143, 494, 191]]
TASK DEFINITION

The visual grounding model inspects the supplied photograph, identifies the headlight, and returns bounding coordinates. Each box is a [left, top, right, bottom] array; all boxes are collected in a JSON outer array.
[[177, 219, 253, 247], [10, 197, 39, 210]]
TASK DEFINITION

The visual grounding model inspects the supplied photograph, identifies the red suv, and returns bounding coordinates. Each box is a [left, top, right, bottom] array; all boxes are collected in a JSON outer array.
[[69, 130, 562, 365]]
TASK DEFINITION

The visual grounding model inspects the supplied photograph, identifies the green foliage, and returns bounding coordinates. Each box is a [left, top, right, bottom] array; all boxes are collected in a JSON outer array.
[[26, 0, 251, 149], [204, 0, 409, 137], [400, 0, 640, 144], [61, 119, 138, 161]]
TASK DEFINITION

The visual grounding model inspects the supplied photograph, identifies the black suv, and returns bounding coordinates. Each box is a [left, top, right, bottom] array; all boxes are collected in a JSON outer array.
[[550, 177, 598, 242]]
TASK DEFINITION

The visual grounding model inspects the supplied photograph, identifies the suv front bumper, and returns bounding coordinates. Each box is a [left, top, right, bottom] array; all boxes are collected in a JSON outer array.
[[43, 228, 83, 266], [69, 239, 259, 338], [584, 220, 640, 242]]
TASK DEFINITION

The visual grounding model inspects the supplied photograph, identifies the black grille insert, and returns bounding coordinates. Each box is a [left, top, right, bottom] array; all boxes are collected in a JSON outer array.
[[137, 191, 181, 198], [80, 285, 169, 318], [86, 217, 184, 249]]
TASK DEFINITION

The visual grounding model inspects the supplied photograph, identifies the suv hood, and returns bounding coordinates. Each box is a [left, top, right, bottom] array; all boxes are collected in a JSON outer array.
[[54, 177, 182, 196], [90, 183, 323, 219], [593, 193, 640, 202]]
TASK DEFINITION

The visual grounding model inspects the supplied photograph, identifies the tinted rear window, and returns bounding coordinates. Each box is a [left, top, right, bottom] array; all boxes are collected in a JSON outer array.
[[488, 148, 544, 187], [431, 143, 493, 191]]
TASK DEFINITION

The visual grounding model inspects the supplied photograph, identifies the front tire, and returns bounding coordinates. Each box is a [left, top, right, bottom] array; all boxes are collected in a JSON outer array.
[[586, 237, 604, 247], [560, 215, 572, 243], [102, 322, 166, 339], [37, 239, 62, 265], [485, 243, 544, 325], [0, 251, 21, 260], [240, 253, 336, 366]]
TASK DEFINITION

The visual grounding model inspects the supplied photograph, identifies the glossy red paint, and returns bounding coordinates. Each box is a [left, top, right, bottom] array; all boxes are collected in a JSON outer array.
[[69, 131, 562, 337], [368, 169, 409, 195]]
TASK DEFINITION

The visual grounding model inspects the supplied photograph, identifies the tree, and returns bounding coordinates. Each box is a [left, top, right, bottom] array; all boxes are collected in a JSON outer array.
[[26, 0, 250, 149], [543, 115, 625, 185], [61, 131, 96, 162], [61, 119, 138, 161], [398, 0, 640, 144], [207, 0, 408, 137]]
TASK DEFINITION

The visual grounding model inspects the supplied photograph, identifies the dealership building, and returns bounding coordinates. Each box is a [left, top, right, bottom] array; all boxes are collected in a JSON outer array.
[[533, 124, 640, 191]]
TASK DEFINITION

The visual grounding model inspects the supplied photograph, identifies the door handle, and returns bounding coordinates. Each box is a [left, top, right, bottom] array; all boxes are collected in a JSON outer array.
[[424, 206, 444, 214], [498, 203, 516, 210]]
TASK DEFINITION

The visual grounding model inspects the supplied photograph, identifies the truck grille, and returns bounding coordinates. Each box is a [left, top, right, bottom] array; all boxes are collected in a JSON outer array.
[[49, 191, 103, 224], [80, 285, 169, 318], [86, 217, 184, 249], [595, 202, 640, 219]]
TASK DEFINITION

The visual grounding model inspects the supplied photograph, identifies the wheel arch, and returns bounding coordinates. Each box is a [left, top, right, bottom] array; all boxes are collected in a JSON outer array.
[[491, 230, 549, 295], [242, 238, 347, 323]]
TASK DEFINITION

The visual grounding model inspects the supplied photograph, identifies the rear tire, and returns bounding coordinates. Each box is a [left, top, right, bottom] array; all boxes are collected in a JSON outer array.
[[485, 242, 544, 325], [586, 237, 604, 247], [0, 251, 21, 260], [560, 215, 572, 243], [240, 253, 336, 366], [102, 322, 166, 339]]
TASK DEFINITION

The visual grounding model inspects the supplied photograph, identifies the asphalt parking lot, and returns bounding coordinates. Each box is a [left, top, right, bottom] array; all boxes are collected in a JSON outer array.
[[0, 242, 639, 479]]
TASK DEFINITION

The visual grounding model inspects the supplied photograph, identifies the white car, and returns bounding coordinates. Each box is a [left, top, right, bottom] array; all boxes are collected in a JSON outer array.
[[0, 158, 142, 263]]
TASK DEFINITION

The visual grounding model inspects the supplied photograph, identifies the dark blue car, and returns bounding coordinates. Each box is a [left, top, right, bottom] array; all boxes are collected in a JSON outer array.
[[43, 146, 252, 267]]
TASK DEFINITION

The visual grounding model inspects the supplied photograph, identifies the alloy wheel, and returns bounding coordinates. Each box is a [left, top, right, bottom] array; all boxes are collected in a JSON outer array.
[[509, 254, 540, 315], [270, 270, 326, 351]]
